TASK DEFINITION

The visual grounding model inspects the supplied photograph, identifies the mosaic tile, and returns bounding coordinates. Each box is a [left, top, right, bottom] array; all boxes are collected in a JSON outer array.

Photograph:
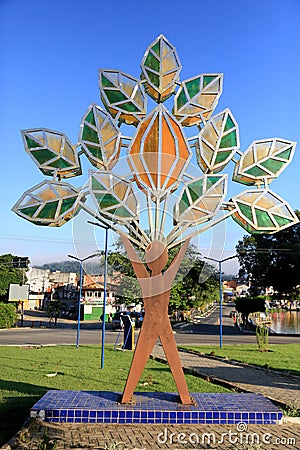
[[30, 391, 282, 425]]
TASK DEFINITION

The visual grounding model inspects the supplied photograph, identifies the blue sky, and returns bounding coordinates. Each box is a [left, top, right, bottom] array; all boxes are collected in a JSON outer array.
[[1, 0, 300, 274]]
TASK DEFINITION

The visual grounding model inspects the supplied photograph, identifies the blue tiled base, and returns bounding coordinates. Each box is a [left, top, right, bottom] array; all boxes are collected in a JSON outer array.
[[30, 391, 282, 425]]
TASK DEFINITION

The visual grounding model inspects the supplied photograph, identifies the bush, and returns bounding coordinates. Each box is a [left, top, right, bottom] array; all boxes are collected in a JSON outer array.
[[235, 296, 266, 329], [256, 324, 269, 352], [0, 302, 17, 328]]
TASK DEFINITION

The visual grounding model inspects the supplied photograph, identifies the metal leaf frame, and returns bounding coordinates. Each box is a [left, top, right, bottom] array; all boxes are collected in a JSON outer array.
[[13, 33, 298, 248]]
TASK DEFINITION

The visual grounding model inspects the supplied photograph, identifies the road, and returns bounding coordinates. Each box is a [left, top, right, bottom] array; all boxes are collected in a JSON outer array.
[[0, 303, 299, 346]]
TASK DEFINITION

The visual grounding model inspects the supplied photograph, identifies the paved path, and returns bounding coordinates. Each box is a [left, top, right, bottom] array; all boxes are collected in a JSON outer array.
[[151, 345, 300, 408], [3, 419, 300, 449]]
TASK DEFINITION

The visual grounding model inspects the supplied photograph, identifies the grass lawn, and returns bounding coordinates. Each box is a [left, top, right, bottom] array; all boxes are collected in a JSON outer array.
[[180, 344, 300, 376], [0, 344, 229, 446]]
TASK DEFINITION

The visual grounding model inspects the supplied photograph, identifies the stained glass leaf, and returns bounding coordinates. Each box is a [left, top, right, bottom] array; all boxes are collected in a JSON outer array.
[[173, 73, 223, 127], [231, 188, 299, 233], [22, 128, 81, 178], [140, 34, 181, 103], [98, 70, 146, 126], [174, 175, 227, 225], [196, 109, 239, 174], [233, 138, 296, 186], [79, 103, 121, 169], [89, 171, 139, 224], [12, 180, 84, 227]]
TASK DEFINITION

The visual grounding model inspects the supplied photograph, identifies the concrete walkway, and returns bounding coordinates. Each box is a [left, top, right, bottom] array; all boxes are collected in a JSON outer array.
[[3, 418, 300, 449], [151, 345, 300, 408]]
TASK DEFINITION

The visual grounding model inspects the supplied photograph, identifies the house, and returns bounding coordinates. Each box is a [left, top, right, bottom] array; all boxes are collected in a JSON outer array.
[[26, 267, 51, 309], [81, 274, 118, 320]]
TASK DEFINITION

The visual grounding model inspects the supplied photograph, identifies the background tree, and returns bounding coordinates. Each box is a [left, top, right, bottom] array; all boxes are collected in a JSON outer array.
[[47, 299, 67, 326], [0, 302, 17, 328], [236, 211, 300, 297], [235, 296, 266, 329], [35, 260, 105, 275], [0, 254, 26, 300], [108, 242, 219, 311], [108, 250, 141, 305]]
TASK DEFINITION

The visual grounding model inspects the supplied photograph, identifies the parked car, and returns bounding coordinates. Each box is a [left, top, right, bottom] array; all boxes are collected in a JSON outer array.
[[192, 315, 202, 324], [111, 312, 125, 330], [131, 311, 144, 328]]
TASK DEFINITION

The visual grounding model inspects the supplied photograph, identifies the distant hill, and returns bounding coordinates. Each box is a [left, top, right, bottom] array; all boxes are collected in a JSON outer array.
[[33, 260, 104, 275], [223, 274, 238, 281]]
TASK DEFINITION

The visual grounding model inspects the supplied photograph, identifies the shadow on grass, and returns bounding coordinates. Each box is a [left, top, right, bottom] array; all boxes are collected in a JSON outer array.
[[0, 380, 50, 447]]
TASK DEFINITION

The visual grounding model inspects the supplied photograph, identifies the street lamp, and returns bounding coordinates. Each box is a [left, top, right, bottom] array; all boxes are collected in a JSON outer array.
[[87, 221, 110, 369], [203, 254, 238, 348], [68, 251, 102, 348]]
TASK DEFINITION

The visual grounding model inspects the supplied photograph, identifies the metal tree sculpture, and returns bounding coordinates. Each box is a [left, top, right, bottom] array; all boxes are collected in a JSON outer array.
[[13, 35, 298, 405]]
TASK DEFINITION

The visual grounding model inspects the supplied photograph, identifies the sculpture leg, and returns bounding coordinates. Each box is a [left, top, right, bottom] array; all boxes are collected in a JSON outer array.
[[159, 319, 192, 405], [121, 319, 159, 404]]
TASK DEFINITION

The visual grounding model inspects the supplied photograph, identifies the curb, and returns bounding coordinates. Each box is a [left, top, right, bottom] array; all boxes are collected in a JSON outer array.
[[283, 416, 300, 424]]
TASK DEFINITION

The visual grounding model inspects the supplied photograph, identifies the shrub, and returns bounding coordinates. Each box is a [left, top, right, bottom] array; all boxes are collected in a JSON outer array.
[[256, 324, 269, 352], [235, 296, 266, 329], [0, 302, 17, 328]]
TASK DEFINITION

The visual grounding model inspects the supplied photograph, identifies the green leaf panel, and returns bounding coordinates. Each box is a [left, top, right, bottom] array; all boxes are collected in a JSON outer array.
[[82, 125, 99, 144], [237, 202, 253, 222], [186, 78, 200, 98], [19, 204, 40, 218], [260, 158, 286, 174], [219, 130, 237, 148], [60, 197, 77, 215], [272, 214, 293, 227], [145, 70, 159, 88], [245, 166, 270, 177], [86, 145, 103, 160], [99, 193, 119, 208], [179, 190, 190, 215], [207, 176, 221, 187], [224, 115, 235, 131], [215, 151, 232, 164], [108, 206, 132, 217], [48, 159, 72, 169], [276, 147, 292, 160], [37, 201, 59, 219], [152, 41, 160, 56], [92, 177, 107, 191], [25, 135, 41, 149], [101, 74, 115, 88], [31, 149, 56, 164], [255, 209, 274, 228], [144, 53, 160, 72], [176, 89, 188, 110], [203, 75, 217, 87], [104, 89, 128, 104], [85, 109, 96, 126], [119, 102, 140, 112], [188, 179, 204, 199]]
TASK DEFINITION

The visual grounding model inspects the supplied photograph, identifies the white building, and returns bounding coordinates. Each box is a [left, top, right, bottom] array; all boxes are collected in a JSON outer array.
[[26, 267, 51, 293], [48, 271, 76, 285]]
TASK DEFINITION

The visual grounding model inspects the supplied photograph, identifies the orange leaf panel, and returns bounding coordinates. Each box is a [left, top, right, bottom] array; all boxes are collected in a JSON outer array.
[[161, 71, 177, 89]]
